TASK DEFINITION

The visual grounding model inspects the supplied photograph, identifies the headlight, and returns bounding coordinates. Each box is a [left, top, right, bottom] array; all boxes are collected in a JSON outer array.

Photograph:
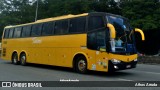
[[111, 59, 121, 64], [134, 59, 137, 62]]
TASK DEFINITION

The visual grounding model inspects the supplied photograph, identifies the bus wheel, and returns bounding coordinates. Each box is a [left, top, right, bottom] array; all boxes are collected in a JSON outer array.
[[20, 53, 27, 66], [12, 53, 19, 65], [75, 56, 87, 74]]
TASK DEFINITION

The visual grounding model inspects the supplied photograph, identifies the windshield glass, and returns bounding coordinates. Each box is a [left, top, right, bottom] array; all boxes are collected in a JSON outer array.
[[106, 15, 136, 54]]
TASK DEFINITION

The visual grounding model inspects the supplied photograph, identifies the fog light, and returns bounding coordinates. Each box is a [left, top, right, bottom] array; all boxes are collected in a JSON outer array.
[[114, 65, 119, 69], [134, 59, 137, 62]]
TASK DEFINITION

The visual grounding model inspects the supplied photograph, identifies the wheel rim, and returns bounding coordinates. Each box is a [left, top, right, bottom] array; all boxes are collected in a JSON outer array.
[[21, 55, 26, 64], [78, 60, 86, 71], [13, 55, 17, 63]]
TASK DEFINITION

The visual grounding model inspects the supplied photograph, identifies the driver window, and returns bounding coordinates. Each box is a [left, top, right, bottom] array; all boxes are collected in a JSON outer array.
[[97, 31, 106, 49], [87, 30, 106, 50]]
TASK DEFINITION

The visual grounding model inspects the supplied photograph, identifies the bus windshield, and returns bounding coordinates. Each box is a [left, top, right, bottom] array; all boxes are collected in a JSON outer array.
[[106, 15, 136, 54]]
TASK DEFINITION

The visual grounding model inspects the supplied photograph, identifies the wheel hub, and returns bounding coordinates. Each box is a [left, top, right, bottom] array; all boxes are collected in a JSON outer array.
[[13, 56, 17, 63], [21, 56, 25, 64], [78, 60, 86, 71]]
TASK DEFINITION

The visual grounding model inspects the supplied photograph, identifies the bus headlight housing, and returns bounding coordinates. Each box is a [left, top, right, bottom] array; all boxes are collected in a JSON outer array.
[[111, 59, 121, 64], [134, 59, 137, 62]]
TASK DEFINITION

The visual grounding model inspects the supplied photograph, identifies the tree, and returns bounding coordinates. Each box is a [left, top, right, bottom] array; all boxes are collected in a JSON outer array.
[[121, 0, 160, 31], [0, 0, 35, 36]]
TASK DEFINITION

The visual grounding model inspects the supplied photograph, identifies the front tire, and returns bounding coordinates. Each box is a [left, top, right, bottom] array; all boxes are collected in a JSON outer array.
[[75, 56, 87, 74], [20, 53, 27, 66]]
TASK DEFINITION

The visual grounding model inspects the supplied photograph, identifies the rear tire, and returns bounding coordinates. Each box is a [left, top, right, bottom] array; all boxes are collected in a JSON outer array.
[[12, 53, 19, 65], [75, 56, 87, 74], [20, 53, 27, 66]]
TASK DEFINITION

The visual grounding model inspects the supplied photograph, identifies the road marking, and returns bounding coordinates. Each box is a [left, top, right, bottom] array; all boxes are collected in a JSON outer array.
[[132, 70, 160, 75], [118, 78, 133, 81]]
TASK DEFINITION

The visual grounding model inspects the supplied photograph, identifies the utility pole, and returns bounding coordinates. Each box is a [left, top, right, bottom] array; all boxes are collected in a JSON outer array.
[[35, 0, 39, 21]]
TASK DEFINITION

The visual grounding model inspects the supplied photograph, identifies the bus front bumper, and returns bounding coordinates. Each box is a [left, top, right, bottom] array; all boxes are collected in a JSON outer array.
[[108, 59, 137, 71]]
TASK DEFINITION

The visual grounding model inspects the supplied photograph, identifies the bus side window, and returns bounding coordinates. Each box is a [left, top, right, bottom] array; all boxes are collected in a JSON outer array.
[[13, 27, 22, 38], [96, 31, 106, 49], [54, 20, 68, 35], [8, 28, 14, 38], [4, 29, 10, 39], [22, 25, 31, 37], [88, 16, 104, 31], [69, 17, 86, 33], [31, 23, 42, 36], [87, 32, 97, 50], [42, 22, 54, 36], [87, 30, 106, 50]]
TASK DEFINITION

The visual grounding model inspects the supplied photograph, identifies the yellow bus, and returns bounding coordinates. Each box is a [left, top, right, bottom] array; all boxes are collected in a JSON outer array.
[[1, 12, 145, 73]]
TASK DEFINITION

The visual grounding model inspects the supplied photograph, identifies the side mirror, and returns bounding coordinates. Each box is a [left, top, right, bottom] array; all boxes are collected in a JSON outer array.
[[135, 28, 145, 41], [107, 23, 116, 39]]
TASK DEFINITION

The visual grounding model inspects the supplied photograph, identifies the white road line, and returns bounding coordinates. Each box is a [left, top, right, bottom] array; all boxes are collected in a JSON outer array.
[[132, 70, 160, 75], [118, 78, 133, 81]]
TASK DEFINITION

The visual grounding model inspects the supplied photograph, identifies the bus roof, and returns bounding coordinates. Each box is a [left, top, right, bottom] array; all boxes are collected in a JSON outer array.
[[5, 13, 88, 29], [4, 12, 125, 29], [36, 13, 88, 23]]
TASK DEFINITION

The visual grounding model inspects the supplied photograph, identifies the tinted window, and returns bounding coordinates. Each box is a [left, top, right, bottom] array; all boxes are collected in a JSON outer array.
[[13, 27, 22, 38], [54, 20, 68, 34], [87, 30, 106, 50], [88, 16, 104, 31], [96, 31, 105, 48], [8, 28, 14, 38], [87, 32, 97, 50], [31, 23, 42, 36], [42, 22, 54, 35], [69, 17, 86, 33], [4, 29, 9, 38], [22, 25, 31, 37]]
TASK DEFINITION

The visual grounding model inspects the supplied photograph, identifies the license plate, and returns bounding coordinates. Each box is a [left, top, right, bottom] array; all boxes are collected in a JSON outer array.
[[126, 65, 131, 68]]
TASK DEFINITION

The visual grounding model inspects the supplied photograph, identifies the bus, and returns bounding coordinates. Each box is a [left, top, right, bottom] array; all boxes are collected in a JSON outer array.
[[1, 12, 145, 73]]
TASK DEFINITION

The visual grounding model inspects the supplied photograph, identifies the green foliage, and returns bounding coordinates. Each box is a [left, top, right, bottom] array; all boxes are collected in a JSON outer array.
[[121, 0, 160, 30]]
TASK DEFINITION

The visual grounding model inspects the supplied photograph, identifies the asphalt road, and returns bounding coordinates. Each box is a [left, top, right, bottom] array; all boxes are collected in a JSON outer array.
[[0, 59, 160, 90]]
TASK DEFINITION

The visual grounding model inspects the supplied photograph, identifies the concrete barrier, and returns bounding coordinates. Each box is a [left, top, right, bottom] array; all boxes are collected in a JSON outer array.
[[138, 56, 160, 64]]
